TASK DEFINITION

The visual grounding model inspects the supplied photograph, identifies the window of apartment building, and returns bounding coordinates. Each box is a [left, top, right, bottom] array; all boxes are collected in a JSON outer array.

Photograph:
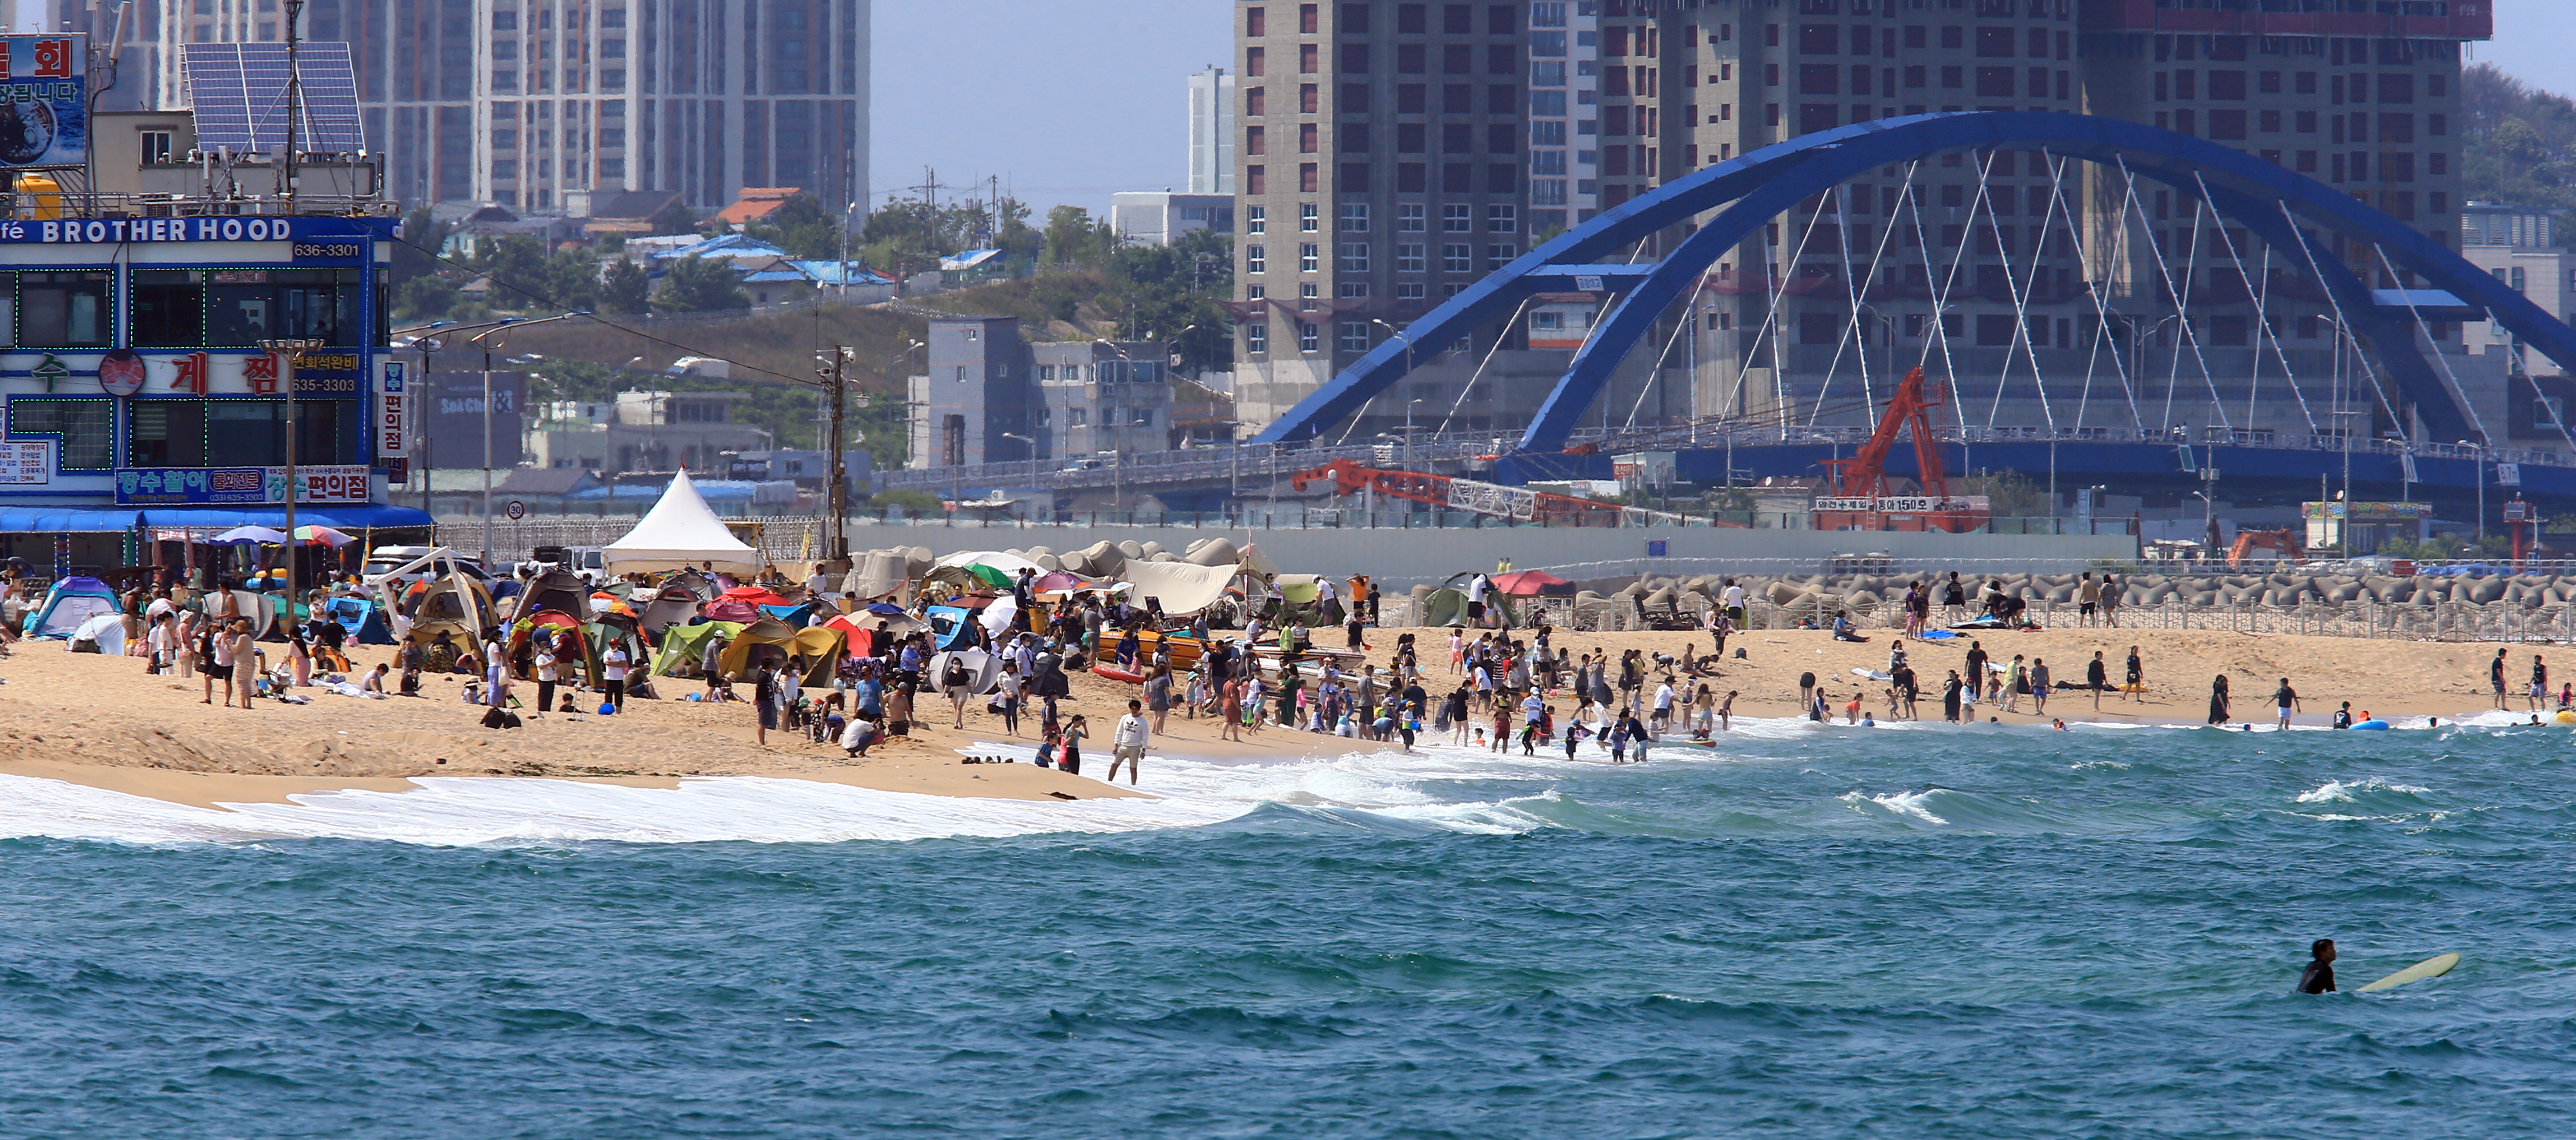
[[140, 131, 172, 164], [1396, 243, 1426, 272], [1245, 320, 1268, 354], [492, 9, 516, 29], [1247, 47, 1265, 77], [1487, 243, 1516, 268], [1339, 321, 1371, 351], [1246, 244, 1267, 273], [1442, 243, 1472, 272], [1298, 321, 1321, 352], [1246, 125, 1266, 156], [1397, 204, 1427, 232], [1397, 282, 1427, 299], [1299, 242, 1320, 271], [1246, 6, 1264, 35], [1301, 43, 1320, 73], [1338, 282, 1371, 298], [1487, 205, 1516, 232], [1442, 203, 1472, 232], [1300, 122, 1319, 153], [1246, 165, 1266, 194], [1246, 86, 1266, 117], [1339, 241, 1371, 271], [1301, 83, 1320, 112], [1301, 162, 1320, 191], [1300, 202, 1320, 232], [1247, 205, 1266, 234], [1531, 149, 1565, 176], [1339, 202, 1370, 231]]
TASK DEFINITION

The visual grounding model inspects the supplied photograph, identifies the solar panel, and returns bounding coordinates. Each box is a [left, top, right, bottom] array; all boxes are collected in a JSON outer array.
[[181, 42, 365, 154]]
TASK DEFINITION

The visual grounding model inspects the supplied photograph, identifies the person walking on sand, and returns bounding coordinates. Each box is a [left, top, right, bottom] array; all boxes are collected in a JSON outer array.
[[1108, 699, 1149, 785], [1942, 670, 1964, 722], [601, 642, 630, 711], [2208, 674, 2231, 726], [2124, 646, 2144, 703], [2273, 677, 2301, 730], [2493, 648, 2510, 711], [2078, 572, 2101, 627], [2030, 658, 2051, 715], [230, 620, 257, 709], [2088, 650, 2108, 711]]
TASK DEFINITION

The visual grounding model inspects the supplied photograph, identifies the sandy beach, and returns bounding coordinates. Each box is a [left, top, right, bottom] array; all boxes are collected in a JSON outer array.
[[0, 619, 2527, 810]]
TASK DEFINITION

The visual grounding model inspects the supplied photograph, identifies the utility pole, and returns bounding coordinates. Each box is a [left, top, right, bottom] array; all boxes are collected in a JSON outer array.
[[280, 0, 303, 212], [262, 338, 321, 612], [819, 344, 850, 564]]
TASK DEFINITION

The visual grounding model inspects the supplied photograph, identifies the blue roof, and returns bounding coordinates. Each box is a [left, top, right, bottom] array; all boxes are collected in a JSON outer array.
[[742, 269, 810, 283], [785, 260, 894, 286], [653, 234, 791, 262], [569, 480, 770, 503]]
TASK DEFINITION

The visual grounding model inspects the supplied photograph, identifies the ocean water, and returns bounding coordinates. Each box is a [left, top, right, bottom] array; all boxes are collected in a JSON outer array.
[[8, 715, 2576, 1138]]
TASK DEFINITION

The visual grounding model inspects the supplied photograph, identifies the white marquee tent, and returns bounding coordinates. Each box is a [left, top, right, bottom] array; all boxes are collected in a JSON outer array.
[[602, 471, 765, 576]]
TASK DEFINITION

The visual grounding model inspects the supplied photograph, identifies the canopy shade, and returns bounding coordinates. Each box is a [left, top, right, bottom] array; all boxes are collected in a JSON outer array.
[[1491, 569, 1576, 596], [602, 471, 764, 575]]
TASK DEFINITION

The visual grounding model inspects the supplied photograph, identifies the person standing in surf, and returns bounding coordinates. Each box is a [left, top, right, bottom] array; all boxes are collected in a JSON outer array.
[[2208, 674, 2231, 726], [2272, 677, 2301, 731], [2297, 939, 2337, 994], [2088, 650, 2108, 712], [2493, 649, 2510, 711]]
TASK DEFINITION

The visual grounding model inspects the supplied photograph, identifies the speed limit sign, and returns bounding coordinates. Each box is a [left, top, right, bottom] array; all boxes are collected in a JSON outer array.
[[505, 499, 525, 520]]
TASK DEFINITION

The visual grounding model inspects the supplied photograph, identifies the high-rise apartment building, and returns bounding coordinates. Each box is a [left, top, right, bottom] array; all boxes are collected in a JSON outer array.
[[1189, 64, 1237, 194], [1229, 1, 1546, 437], [66, 0, 867, 212], [1230, 0, 2493, 447]]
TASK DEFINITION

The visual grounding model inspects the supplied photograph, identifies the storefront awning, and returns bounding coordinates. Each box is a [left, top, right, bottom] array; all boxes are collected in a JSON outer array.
[[0, 509, 143, 532], [134, 505, 436, 530]]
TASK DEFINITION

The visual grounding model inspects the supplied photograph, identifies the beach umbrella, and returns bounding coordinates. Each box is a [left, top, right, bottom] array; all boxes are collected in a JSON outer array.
[[211, 525, 288, 545], [293, 524, 357, 547]]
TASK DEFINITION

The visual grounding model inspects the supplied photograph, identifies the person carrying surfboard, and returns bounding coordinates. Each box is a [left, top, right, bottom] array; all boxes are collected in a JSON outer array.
[[2297, 939, 2337, 994]]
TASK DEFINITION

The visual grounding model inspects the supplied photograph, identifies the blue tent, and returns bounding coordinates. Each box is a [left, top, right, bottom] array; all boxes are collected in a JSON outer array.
[[758, 601, 817, 627], [324, 595, 396, 645], [26, 576, 118, 639], [925, 605, 978, 652]]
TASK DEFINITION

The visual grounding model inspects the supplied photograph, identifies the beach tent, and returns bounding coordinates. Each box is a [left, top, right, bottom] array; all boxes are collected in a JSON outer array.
[[68, 610, 127, 654], [508, 613, 592, 682], [601, 470, 764, 576], [324, 595, 396, 645], [1491, 569, 1576, 597], [932, 550, 1044, 587], [586, 622, 653, 692], [1416, 587, 1471, 627], [509, 569, 591, 623], [758, 601, 819, 628], [1274, 575, 1323, 605], [842, 550, 913, 601], [638, 583, 706, 634], [26, 576, 117, 639], [716, 616, 839, 684], [1119, 560, 1247, 616], [924, 605, 979, 652], [652, 620, 743, 678], [822, 613, 876, 660]]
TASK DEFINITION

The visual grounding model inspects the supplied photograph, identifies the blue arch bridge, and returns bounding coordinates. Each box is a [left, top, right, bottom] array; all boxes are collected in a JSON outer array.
[[1249, 112, 2576, 517]]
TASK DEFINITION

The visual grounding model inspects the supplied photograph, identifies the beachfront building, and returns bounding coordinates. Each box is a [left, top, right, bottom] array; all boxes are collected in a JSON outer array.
[[904, 316, 1174, 472], [0, 50, 417, 571]]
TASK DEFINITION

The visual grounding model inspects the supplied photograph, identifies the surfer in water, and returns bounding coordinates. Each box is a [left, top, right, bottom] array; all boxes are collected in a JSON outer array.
[[2297, 939, 2337, 994]]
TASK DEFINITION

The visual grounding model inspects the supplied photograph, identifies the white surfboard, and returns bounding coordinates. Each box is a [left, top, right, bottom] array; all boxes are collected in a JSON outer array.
[[1850, 667, 1893, 682], [2356, 952, 2460, 993]]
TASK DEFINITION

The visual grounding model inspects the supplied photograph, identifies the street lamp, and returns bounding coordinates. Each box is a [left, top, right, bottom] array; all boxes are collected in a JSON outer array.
[[2190, 489, 2215, 564], [468, 312, 592, 566]]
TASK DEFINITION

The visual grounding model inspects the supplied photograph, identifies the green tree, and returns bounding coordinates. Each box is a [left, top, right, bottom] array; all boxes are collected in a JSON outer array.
[[2463, 62, 2576, 220], [471, 235, 552, 308], [543, 247, 602, 311], [392, 273, 460, 321], [744, 191, 844, 260], [599, 258, 652, 314], [868, 488, 946, 514], [650, 198, 704, 236], [653, 254, 748, 313], [1041, 205, 1113, 265], [1098, 227, 1234, 371]]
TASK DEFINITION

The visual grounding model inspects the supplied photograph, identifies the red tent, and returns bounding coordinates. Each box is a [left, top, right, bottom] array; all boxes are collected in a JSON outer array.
[[1491, 569, 1576, 597], [719, 585, 790, 606]]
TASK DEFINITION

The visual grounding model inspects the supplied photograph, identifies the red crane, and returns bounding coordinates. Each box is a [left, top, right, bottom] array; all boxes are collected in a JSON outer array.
[[1811, 367, 1990, 533]]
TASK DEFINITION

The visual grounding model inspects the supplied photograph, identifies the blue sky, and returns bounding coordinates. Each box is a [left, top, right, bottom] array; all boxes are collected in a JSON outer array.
[[871, 0, 2576, 219]]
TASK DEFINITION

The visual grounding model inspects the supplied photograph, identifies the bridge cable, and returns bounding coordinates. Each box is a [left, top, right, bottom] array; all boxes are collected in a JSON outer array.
[[2274, 201, 2405, 435], [1980, 149, 2063, 432], [2191, 173, 2320, 435], [1733, 180, 1833, 436], [2371, 243, 2495, 447], [1430, 294, 1536, 440], [2116, 157, 2230, 433], [1904, 154, 1982, 449], [2042, 152, 2148, 433]]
